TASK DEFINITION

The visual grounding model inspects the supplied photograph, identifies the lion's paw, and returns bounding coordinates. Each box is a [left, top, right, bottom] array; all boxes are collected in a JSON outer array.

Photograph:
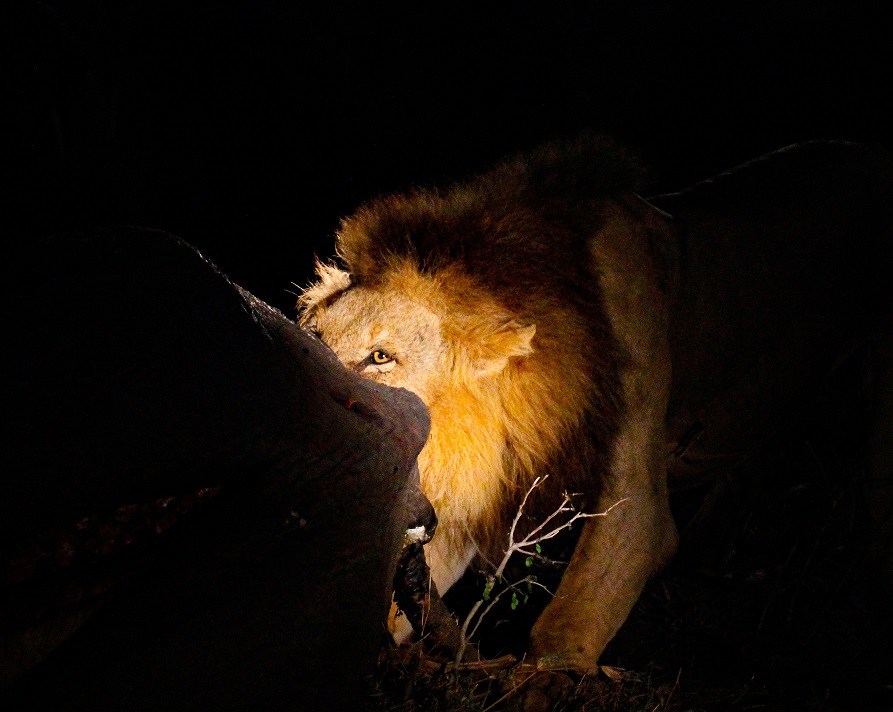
[[504, 668, 575, 712]]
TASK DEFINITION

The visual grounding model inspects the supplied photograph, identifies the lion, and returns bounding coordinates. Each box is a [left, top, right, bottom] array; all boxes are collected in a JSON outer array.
[[297, 135, 893, 671]]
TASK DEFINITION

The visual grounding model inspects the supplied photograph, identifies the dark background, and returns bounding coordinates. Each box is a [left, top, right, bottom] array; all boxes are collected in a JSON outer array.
[[8, 4, 893, 708], [12, 0, 891, 316]]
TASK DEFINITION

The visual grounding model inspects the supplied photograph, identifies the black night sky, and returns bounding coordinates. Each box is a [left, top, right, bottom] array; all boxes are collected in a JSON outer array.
[[13, 1, 891, 315]]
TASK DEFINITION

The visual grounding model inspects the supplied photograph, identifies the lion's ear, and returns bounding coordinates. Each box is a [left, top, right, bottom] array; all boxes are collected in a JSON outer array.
[[473, 321, 536, 377], [296, 261, 351, 324]]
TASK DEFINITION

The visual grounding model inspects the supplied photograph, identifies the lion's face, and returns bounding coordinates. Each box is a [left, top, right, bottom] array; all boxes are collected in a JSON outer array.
[[300, 259, 537, 408], [307, 285, 448, 406]]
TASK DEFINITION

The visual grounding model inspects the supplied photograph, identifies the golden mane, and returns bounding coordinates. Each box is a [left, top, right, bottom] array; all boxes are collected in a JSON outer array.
[[303, 248, 625, 561]]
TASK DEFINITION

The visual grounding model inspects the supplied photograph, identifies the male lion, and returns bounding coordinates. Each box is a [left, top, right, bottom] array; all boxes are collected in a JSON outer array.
[[297, 136, 893, 670]]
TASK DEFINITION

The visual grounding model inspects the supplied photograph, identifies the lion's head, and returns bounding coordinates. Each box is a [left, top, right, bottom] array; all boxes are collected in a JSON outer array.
[[298, 256, 544, 596]]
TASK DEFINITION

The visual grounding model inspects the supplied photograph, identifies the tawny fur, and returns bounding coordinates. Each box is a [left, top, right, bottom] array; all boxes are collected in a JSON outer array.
[[297, 136, 893, 669]]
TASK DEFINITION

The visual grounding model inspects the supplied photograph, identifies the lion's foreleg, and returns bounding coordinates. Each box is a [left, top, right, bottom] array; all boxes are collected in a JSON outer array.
[[527, 409, 677, 670]]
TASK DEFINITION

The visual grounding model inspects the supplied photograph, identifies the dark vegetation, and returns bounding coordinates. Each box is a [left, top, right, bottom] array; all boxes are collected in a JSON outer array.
[[367, 361, 892, 711]]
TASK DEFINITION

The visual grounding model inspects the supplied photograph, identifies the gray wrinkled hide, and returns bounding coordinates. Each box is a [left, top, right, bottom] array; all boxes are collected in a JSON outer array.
[[3, 227, 431, 711]]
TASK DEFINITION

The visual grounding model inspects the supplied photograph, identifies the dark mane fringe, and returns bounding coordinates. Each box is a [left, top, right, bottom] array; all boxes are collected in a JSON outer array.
[[485, 132, 649, 204], [336, 133, 648, 304]]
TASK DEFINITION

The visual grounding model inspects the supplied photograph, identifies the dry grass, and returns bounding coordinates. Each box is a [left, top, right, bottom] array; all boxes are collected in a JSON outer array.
[[365, 366, 893, 711], [367, 646, 687, 712]]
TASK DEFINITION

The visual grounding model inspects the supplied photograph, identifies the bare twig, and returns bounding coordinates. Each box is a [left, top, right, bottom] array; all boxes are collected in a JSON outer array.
[[454, 475, 626, 665]]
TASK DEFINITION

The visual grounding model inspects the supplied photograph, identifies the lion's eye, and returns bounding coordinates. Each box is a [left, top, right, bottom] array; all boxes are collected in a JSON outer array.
[[370, 349, 393, 364]]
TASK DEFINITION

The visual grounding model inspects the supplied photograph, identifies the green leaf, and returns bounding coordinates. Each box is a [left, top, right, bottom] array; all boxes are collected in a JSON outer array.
[[510, 592, 519, 610], [482, 578, 494, 601], [535, 543, 542, 553], [525, 556, 534, 567]]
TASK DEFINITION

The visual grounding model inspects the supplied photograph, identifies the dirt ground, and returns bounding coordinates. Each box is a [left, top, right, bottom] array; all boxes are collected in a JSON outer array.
[[366, 364, 893, 711]]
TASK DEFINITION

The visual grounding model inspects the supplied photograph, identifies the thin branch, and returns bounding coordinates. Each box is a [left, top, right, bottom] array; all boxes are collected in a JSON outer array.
[[453, 474, 627, 665], [467, 578, 526, 642]]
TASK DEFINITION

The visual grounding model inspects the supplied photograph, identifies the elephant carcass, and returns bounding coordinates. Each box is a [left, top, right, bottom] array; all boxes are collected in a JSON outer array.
[[2, 227, 432, 711]]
